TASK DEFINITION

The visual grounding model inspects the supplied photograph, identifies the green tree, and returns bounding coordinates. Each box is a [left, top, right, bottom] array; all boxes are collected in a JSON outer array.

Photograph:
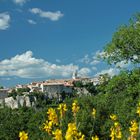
[[73, 81, 83, 87], [104, 13, 140, 64], [0, 86, 4, 89], [17, 87, 30, 93]]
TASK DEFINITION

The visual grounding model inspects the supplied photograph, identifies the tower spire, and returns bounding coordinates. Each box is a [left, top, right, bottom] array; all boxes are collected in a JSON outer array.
[[72, 70, 78, 80]]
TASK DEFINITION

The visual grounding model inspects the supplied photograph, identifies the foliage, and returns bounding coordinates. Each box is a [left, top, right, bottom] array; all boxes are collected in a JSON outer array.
[[84, 82, 98, 95], [104, 13, 140, 64], [0, 86, 4, 89], [73, 81, 83, 87], [17, 87, 30, 93], [8, 89, 23, 99], [1, 67, 140, 139]]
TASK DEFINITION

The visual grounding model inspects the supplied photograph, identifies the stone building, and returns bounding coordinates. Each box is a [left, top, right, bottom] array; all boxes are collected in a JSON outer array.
[[40, 82, 73, 99]]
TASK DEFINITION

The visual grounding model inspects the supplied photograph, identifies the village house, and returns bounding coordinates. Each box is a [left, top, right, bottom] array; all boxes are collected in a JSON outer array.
[[27, 82, 42, 92], [40, 79, 73, 99]]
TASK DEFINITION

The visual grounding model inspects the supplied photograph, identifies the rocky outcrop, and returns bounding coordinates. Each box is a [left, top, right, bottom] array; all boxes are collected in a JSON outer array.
[[0, 95, 36, 109], [74, 87, 91, 96]]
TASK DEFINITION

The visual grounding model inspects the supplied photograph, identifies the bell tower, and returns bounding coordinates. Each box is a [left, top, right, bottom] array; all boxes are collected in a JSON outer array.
[[72, 70, 78, 80]]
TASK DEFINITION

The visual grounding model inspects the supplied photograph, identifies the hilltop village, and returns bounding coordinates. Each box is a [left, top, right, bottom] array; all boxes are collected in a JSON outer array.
[[0, 72, 101, 109]]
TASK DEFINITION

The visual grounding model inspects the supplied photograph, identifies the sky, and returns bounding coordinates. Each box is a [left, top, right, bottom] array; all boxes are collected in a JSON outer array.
[[0, 0, 140, 87]]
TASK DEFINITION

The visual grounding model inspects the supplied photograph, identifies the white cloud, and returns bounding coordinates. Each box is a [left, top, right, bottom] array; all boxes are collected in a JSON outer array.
[[56, 59, 61, 63], [28, 19, 36, 25], [13, 0, 28, 5], [115, 60, 131, 68], [92, 67, 97, 71], [0, 51, 83, 79], [0, 13, 10, 30], [133, 55, 138, 60], [78, 67, 91, 77], [79, 54, 91, 64], [29, 8, 64, 21], [79, 51, 102, 66], [90, 59, 100, 65], [95, 68, 119, 77], [94, 50, 108, 59]]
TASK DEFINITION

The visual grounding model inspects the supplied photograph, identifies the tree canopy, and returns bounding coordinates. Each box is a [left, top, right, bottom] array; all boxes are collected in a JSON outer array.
[[104, 13, 140, 65]]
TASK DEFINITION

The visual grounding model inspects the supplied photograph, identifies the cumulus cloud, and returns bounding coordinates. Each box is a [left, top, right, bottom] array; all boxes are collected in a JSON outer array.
[[90, 59, 100, 65], [78, 67, 91, 77], [94, 50, 109, 60], [79, 54, 91, 64], [13, 0, 28, 5], [95, 68, 119, 77], [79, 51, 101, 66], [0, 13, 10, 30], [0, 51, 83, 79], [28, 19, 36, 25], [92, 67, 97, 71], [29, 8, 64, 21], [115, 60, 131, 69], [56, 59, 61, 63]]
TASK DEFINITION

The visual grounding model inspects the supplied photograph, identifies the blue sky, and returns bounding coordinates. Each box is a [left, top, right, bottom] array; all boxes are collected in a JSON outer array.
[[0, 0, 140, 87]]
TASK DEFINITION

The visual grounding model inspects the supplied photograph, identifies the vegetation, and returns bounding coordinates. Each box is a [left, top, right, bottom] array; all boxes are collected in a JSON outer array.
[[17, 87, 30, 93], [104, 14, 140, 65], [0, 86, 4, 89]]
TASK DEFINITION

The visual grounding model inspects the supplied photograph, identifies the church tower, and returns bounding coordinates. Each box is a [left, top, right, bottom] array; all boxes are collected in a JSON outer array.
[[72, 70, 78, 80]]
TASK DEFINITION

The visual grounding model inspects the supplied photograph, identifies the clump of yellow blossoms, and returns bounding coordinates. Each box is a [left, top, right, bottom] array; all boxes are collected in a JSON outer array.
[[72, 100, 80, 117], [43, 120, 53, 135], [92, 108, 96, 119], [53, 129, 63, 140], [92, 135, 99, 140], [110, 122, 122, 140], [43, 108, 58, 135], [110, 114, 122, 140], [65, 122, 85, 140], [57, 103, 67, 119], [110, 114, 117, 121], [136, 101, 140, 117], [19, 131, 28, 140], [128, 120, 138, 140], [47, 107, 58, 125]]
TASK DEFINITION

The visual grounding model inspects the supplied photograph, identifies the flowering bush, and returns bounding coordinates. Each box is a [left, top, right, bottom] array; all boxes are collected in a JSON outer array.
[[19, 99, 140, 140]]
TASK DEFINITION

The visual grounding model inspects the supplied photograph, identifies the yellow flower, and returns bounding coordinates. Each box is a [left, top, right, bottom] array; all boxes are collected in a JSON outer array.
[[92, 108, 96, 119], [78, 134, 85, 140], [57, 103, 67, 119], [47, 108, 58, 125], [19, 131, 28, 140], [129, 120, 138, 137], [110, 114, 117, 121], [65, 123, 78, 140], [43, 120, 53, 134], [53, 129, 63, 140], [65, 122, 85, 140], [115, 125, 122, 139], [136, 106, 140, 117], [114, 122, 119, 127], [92, 135, 99, 140], [72, 100, 80, 117], [110, 127, 115, 140], [78, 132, 85, 140], [110, 122, 122, 140]]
